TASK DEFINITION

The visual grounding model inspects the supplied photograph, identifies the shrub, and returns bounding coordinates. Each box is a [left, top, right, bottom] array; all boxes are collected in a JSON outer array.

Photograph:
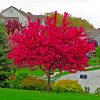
[[11, 73, 28, 89], [95, 88, 100, 95], [52, 79, 84, 93], [9, 68, 46, 90], [19, 76, 47, 91], [0, 71, 10, 88], [84, 86, 90, 93]]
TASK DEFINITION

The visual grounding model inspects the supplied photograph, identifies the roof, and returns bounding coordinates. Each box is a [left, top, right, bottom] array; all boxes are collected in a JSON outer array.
[[1, 6, 44, 23], [27, 12, 44, 23], [1, 6, 27, 18]]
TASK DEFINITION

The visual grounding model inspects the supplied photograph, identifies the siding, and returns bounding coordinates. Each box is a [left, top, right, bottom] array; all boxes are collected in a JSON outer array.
[[1, 7, 28, 26]]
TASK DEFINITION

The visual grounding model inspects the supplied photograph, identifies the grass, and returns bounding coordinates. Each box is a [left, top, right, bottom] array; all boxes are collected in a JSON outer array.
[[32, 69, 45, 76], [88, 67, 100, 71], [54, 71, 70, 77], [88, 57, 100, 66], [0, 88, 100, 100], [15, 68, 45, 77], [15, 65, 100, 80]]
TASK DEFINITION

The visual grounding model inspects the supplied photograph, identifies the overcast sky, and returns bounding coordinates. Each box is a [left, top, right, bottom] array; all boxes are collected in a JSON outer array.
[[0, 0, 100, 28]]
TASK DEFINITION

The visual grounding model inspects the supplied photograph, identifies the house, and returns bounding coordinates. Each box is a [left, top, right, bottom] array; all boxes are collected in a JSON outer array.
[[0, 6, 44, 26], [1, 6, 100, 45], [85, 29, 100, 46], [0, 13, 5, 23]]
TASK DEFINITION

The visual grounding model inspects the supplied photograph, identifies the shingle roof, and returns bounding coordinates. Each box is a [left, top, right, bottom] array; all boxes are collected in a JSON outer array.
[[27, 12, 44, 23], [1, 6, 27, 18]]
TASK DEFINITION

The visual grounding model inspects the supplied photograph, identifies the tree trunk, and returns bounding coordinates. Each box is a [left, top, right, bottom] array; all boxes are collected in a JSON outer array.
[[47, 68, 51, 92]]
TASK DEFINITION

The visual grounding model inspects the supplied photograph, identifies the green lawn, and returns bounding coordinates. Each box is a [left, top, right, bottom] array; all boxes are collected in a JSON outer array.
[[15, 68, 45, 77], [88, 67, 100, 71], [54, 71, 70, 77], [32, 69, 45, 76], [0, 88, 100, 100], [14, 65, 100, 79]]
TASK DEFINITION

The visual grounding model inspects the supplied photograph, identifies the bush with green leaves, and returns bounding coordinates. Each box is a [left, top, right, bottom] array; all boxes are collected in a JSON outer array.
[[19, 76, 47, 91], [11, 72, 28, 89], [52, 79, 84, 93], [10, 68, 38, 88], [0, 70, 10, 87], [10, 68, 45, 89], [10, 68, 32, 88], [95, 88, 100, 95]]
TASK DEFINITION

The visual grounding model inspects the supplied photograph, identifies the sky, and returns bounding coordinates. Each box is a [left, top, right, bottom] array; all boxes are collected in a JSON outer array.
[[0, 0, 100, 28]]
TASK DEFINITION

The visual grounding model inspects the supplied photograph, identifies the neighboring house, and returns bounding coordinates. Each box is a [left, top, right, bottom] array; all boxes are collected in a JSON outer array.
[[86, 29, 100, 46], [0, 13, 5, 23], [1, 6, 44, 26], [0, 6, 100, 46]]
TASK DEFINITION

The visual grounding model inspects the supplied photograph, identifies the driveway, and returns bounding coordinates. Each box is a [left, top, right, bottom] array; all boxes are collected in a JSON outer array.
[[57, 70, 100, 93]]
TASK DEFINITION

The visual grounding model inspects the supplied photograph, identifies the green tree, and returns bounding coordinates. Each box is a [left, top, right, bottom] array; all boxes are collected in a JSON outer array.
[[46, 12, 94, 30], [0, 22, 11, 87]]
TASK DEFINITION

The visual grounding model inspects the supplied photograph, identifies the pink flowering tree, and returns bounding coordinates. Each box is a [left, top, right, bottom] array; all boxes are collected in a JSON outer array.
[[5, 19, 24, 35], [8, 12, 94, 92]]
